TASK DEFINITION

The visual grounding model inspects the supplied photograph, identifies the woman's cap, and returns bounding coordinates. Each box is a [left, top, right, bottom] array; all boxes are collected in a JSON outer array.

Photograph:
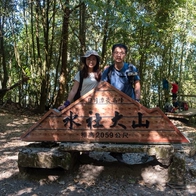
[[81, 50, 101, 64]]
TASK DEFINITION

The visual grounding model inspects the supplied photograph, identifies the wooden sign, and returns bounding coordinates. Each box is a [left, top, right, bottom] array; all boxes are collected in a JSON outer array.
[[21, 82, 190, 144]]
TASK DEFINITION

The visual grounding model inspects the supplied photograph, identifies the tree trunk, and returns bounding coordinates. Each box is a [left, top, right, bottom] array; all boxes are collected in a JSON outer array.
[[0, 14, 8, 104], [79, 1, 86, 55], [101, 0, 110, 65], [55, 0, 70, 107]]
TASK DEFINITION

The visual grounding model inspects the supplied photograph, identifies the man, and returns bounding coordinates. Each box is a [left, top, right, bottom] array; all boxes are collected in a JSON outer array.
[[101, 44, 141, 162], [101, 43, 141, 102], [170, 81, 179, 101], [167, 80, 179, 110], [162, 78, 169, 102]]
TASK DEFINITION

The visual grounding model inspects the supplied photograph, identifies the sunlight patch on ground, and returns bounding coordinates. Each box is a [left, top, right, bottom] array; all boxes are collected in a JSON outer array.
[[0, 171, 17, 180], [3, 155, 18, 160], [12, 117, 33, 125], [186, 182, 196, 194], [15, 188, 33, 195], [74, 165, 104, 186]]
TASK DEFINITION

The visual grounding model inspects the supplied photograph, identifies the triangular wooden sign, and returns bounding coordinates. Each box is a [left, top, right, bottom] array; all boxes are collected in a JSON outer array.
[[21, 82, 190, 144]]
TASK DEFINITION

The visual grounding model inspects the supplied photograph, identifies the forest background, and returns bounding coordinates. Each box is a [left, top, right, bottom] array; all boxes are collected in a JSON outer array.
[[0, 0, 196, 113]]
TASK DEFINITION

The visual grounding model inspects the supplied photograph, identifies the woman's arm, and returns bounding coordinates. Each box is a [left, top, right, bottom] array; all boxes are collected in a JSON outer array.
[[58, 80, 80, 110], [67, 80, 80, 102]]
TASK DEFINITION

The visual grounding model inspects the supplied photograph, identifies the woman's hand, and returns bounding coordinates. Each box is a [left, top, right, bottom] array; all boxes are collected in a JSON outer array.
[[58, 100, 70, 111]]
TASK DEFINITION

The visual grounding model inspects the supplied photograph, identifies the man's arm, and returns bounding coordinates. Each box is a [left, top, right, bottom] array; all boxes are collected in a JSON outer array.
[[134, 80, 141, 101]]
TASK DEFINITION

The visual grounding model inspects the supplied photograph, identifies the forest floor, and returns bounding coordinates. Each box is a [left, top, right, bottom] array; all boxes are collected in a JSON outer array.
[[0, 106, 196, 196]]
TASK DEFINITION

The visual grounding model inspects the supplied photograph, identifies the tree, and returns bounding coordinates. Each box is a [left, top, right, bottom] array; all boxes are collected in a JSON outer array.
[[0, 1, 11, 103], [1, 0, 196, 112]]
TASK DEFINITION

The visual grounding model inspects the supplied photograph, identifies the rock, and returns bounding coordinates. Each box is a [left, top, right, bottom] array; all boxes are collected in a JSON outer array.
[[18, 146, 79, 172], [168, 152, 186, 185], [147, 145, 174, 166], [174, 143, 196, 157], [189, 165, 196, 176]]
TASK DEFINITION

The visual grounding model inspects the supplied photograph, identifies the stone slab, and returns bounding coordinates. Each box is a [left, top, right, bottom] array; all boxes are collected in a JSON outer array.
[[59, 142, 174, 165], [18, 146, 79, 171]]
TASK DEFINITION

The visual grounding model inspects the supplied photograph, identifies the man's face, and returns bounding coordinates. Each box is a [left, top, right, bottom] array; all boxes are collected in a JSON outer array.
[[112, 47, 126, 63]]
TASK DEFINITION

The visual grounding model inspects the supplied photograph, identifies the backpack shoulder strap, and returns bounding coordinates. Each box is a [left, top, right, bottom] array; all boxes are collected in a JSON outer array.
[[107, 65, 114, 84], [78, 71, 83, 91], [128, 63, 134, 70], [107, 63, 132, 83], [73, 71, 83, 101], [107, 63, 137, 84]]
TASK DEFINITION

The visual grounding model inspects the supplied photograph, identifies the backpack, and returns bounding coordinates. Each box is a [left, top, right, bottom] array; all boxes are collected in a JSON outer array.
[[181, 101, 189, 111], [107, 63, 137, 85], [73, 71, 83, 101], [164, 102, 173, 112]]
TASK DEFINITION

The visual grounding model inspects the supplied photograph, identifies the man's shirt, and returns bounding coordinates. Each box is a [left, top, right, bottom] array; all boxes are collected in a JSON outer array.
[[101, 63, 140, 99], [171, 83, 178, 94]]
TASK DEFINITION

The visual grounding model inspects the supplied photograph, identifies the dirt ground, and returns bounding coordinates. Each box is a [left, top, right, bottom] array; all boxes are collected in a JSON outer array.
[[0, 107, 196, 196]]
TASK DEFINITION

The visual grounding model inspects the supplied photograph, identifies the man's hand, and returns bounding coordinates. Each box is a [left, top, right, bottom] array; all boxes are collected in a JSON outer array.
[[104, 65, 109, 70]]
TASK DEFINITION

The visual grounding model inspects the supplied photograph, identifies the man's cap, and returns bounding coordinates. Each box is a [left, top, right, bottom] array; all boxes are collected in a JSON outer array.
[[81, 50, 101, 64]]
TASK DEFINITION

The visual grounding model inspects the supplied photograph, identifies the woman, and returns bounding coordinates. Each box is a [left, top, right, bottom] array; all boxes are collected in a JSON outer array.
[[58, 50, 101, 111]]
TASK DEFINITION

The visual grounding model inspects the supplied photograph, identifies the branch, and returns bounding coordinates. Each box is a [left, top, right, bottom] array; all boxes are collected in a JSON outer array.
[[0, 76, 29, 93]]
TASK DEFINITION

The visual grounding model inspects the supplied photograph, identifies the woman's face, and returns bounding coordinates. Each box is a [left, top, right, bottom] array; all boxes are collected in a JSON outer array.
[[86, 55, 97, 70]]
